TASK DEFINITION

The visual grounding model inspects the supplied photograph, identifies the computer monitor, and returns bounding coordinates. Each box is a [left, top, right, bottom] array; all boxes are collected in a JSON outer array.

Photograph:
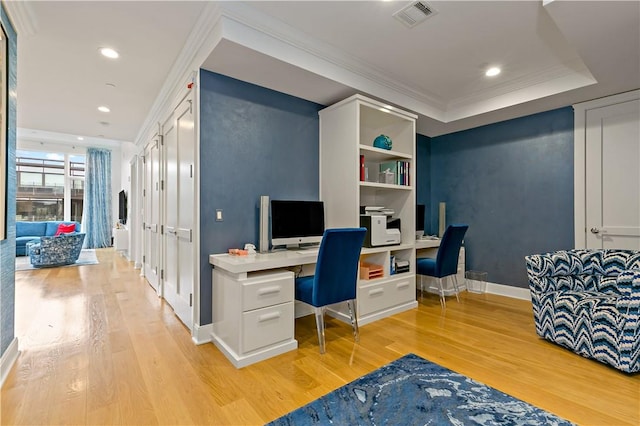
[[415, 204, 425, 238], [270, 200, 325, 249]]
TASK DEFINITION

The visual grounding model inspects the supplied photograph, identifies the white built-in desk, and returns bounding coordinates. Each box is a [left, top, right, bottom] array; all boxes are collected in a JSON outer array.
[[209, 241, 454, 368], [414, 237, 441, 250], [209, 250, 319, 368]]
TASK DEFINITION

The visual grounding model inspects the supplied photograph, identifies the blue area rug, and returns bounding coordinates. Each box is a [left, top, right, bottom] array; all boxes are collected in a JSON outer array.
[[268, 353, 573, 425]]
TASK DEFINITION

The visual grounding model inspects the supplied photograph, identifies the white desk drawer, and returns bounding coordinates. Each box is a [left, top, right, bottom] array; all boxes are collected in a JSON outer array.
[[242, 302, 294, 353], [243, 271, 294, 311], [358, 275, 415, 316]]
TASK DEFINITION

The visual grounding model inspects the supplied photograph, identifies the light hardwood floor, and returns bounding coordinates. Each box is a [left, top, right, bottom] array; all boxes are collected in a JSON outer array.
[[2, 248, 638, 425]]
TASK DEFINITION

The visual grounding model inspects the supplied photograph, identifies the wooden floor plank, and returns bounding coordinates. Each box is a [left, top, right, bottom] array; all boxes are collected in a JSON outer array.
[[2, 248, 638, 425]]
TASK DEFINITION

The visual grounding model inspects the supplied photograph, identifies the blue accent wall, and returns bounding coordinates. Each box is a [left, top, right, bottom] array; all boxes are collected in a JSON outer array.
[[1, 6, 17, 356], [199, 70, 323, 324], [415, 134, 431, 231], [418, 107, 574, 288]]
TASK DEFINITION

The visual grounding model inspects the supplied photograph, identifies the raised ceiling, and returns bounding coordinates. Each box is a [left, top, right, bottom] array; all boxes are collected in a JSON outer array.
[[9, 1, 640, 144]]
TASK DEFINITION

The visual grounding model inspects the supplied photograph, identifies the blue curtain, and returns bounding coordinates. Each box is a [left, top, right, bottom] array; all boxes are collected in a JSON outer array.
[[83, 148, 112, 248]]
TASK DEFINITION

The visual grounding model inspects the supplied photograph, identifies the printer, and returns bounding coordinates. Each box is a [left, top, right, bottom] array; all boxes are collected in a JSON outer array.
[[360, 215, 401, 247]]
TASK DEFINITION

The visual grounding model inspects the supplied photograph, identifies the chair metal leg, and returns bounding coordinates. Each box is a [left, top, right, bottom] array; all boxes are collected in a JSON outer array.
[[452, 274, 461, 303], [346, 299, 360, 343], [437, 277, 446, 309], [314, 307, 326, 354]]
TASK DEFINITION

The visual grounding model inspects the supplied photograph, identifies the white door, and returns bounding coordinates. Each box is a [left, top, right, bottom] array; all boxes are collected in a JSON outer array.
[[585, 98, 640, 249], [143, 138, 161, 292], [164, 95, 195, 329], [164, 114, 178, 310]]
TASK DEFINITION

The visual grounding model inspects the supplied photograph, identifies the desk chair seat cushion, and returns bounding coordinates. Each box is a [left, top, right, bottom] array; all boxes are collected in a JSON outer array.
[[295, 275, 316, 306], [416, 258, 436, 276]]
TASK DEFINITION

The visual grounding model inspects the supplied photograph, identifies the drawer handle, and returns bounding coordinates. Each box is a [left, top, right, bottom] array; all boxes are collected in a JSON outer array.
[[369, 288, 384, 297], [397, 282, 410, 290], [257, 286, 281, 296], [258, 312, 281, 322]]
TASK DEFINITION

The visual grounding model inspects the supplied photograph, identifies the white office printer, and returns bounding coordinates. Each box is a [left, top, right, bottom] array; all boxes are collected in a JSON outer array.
[[360, 214, 401, 247]]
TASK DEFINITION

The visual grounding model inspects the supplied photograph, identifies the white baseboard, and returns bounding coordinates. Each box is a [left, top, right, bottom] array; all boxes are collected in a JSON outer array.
[[1, 338, 19, 388], [421, 279, 531, 301], [192, 323, 213, 345], [485, 282, 531, 300]]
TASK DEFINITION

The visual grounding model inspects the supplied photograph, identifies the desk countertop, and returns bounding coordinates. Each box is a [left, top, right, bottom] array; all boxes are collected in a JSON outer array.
[[210, 240, 441, 274], [414, 238, 441, 249], [209, 250, 318, 274]]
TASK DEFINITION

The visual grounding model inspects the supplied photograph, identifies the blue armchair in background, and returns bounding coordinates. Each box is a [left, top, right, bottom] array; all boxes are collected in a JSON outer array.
[[27, 233, 86, 268]]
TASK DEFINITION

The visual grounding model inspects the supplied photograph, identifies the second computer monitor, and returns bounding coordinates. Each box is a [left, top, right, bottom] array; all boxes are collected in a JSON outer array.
[[416, 204, 425, 238]]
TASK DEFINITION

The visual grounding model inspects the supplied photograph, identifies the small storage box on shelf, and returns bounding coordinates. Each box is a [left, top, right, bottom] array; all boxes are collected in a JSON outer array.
[[360, 262, 384, 280]]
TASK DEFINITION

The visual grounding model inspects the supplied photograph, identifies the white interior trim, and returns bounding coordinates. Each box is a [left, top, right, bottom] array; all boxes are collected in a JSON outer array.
[[485, 282, 531, 301], [0, 338, 19, 387], [573, 89, 640, 249], [192, 323, 213, 345]]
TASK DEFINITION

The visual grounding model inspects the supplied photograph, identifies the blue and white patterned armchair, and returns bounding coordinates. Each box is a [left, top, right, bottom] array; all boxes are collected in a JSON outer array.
[[525, 249, 640, 373], [27, 233, 86, 268]]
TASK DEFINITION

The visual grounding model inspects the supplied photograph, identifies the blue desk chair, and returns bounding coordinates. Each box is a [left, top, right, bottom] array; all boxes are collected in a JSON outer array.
[[416, 224, 468, 309], [295, 228, 366, 354]]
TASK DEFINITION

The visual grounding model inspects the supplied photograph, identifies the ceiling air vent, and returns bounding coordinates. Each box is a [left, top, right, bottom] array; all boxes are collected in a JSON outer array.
[[393, 1, 437, 28]]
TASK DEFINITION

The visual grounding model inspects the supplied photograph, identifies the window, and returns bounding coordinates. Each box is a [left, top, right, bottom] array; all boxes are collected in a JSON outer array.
[[16, 150, 85, 222]]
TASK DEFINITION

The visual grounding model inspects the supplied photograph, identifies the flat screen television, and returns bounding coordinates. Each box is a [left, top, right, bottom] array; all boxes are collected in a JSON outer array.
[[118, 190, 127, 225], [270, 200, 324, 249]]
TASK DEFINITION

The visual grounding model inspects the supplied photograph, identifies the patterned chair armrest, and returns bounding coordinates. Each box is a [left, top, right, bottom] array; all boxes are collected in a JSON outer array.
[[26, 241, 41, 256], [616, 269, 640, 371], [526, 251, 586, 293]]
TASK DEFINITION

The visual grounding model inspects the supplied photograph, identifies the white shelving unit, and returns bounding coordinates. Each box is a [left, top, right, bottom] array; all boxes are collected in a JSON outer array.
[[320, 94, 418, 325]]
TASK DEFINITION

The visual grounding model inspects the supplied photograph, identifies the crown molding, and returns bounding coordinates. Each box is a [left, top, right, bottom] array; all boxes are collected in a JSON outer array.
[[2, 0, 38, 36], [18, 128, 125, 150], [134, 2, 223, 145], [219, 2, 448, 116]]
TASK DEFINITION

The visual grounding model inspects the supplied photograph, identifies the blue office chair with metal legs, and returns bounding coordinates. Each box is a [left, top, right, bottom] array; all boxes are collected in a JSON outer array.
[[295, 228, 366, 354], [416, 224, 469, 309]]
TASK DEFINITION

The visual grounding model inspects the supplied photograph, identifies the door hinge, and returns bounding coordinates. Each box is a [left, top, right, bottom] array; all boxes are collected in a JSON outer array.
[[143, 189, 146, 197], [189, 229, 193, 243], [161, 225, 164, 234], [161, 269, 164, 280], [190, 164, 193, 178], [161, 180, 164, 191], [143, 255, 146, 263], [190, 293, 193, 307]]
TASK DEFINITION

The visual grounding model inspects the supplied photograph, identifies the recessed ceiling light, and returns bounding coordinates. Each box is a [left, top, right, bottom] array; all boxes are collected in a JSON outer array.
[[485, 67, 501, 77], [98, 106, 110, 113], [105, 83, 116, 88], [100, 47, 119, 59], [77, 137, 84, 141]]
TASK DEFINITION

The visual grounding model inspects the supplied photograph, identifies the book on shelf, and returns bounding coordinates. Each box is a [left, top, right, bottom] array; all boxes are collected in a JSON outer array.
[[360, 155, 365, 181], [379, 160, 410, 186]]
